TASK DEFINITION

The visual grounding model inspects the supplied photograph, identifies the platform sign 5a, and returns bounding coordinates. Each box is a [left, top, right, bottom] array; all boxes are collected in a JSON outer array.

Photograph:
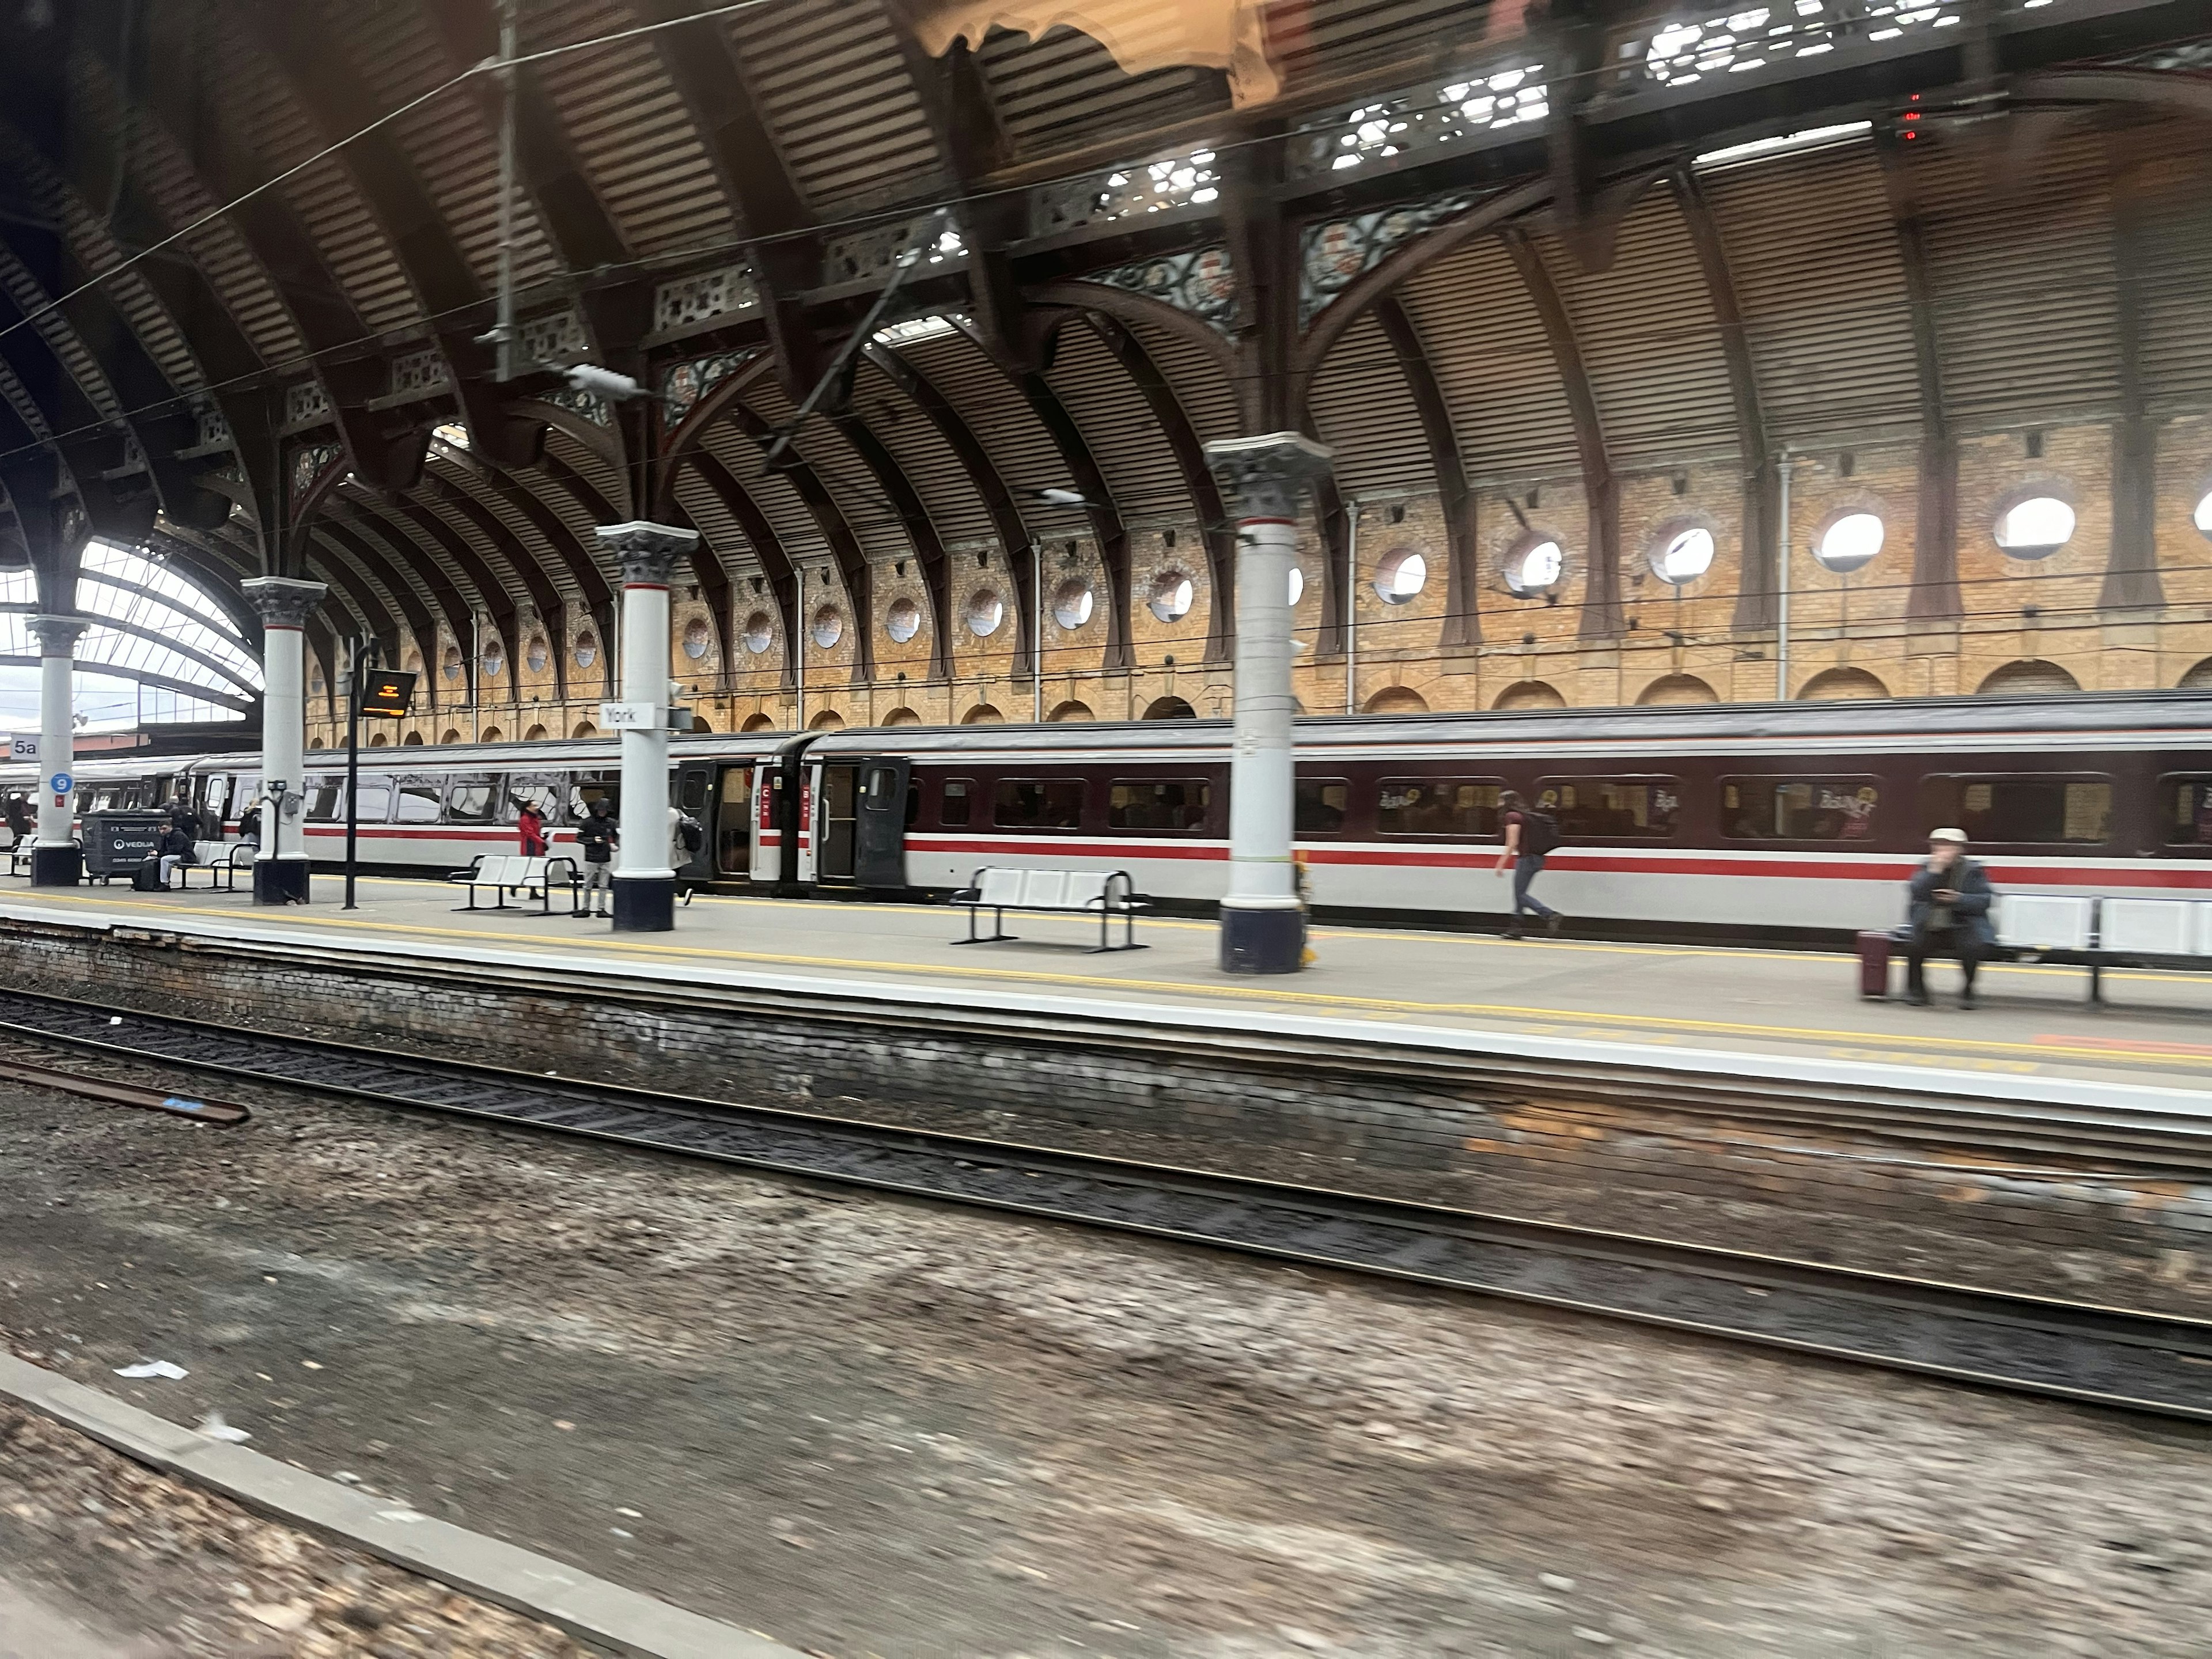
[[7, 734, 35, 762], [358, 668, 417, 718]]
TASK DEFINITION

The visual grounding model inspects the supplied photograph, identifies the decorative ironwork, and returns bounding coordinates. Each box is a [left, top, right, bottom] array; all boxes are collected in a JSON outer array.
[[289, 442, 342, 503], [391, 346, 449, 398], [661, 348, 763, 427], [822, 220, 964, 286], [1292, 65, 1548, 180], [1083, 245, 1238, 336], [518, 308, 588, 365], [1300, 192, 1484, 325], [652, 266, 760, 333], [1639, 0, 1970, 89], [284, 381, 330, 428], [194, 407, 231, 449], [541, 386, 612, 427], [1033, 149, 1222, 235]]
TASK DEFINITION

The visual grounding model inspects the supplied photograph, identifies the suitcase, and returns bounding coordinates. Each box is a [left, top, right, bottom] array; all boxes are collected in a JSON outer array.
[[1855, 929, 1892, 999], [131, 858, 165, 892]]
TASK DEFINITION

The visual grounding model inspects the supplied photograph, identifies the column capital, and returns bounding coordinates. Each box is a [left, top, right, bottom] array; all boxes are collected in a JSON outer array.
[[596, 520, 700, 588], [1203, 432, 1335, 523], [26, 614, 90, 654], [240, 576, 328, 630]]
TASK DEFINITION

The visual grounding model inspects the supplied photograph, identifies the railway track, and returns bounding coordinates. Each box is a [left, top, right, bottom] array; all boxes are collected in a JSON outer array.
[[3, 986, 2209, 1424]]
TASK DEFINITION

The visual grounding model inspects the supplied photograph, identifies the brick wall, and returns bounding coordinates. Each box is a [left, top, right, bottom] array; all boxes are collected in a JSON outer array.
[[6, 914, 2206, 1317]]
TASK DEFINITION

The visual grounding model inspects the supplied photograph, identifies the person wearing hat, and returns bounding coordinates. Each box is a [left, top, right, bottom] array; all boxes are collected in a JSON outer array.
[[1904, 828, 1995, 1008]]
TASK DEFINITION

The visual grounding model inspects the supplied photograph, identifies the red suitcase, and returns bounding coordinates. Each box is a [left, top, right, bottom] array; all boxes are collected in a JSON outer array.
[[1855, 930, 1892, 999]]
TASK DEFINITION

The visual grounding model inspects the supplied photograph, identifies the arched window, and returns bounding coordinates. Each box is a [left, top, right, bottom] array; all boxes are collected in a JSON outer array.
[[1636, 673, 1719, 706], [1797, 666, 1889, 701], [1047, 700, 1094, 722], [1141, 695, 1194, 720], [1492, 680, 1565, 710], [740, 712, 779, 732], [1977, 660, 2080, 696], [960, 703, 1005, 725], [808, 709, 845, 730], [882, 706, 923, 726], [1364, 685, 1429, 715]]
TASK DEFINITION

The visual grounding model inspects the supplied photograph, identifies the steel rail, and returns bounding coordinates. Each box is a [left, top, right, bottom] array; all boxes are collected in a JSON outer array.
[[1, 987, 2207, 1424], [0, 1056, 248, 1123]]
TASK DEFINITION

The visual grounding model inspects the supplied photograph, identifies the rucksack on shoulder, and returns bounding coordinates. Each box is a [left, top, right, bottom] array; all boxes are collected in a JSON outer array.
[[678, 817, 704, 854], [1521, 810, 1562, 857]]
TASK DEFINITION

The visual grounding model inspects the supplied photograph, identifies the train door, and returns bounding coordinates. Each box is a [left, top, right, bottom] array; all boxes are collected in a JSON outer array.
[[816, 762, 861, 883], [673, 762, 714, 878], [854, 758, 910, 889], [711, 763, 753, 880]]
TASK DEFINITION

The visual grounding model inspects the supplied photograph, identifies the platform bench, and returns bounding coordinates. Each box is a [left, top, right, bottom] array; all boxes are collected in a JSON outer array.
[[175, 840, 256, 892], [449, 854, 581, 915], [951, 867, 1149, 953], [1858, 894, 2212, 1003]]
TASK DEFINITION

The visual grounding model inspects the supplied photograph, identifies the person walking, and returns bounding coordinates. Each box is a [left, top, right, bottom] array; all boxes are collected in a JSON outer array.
[[516, 797, 548, 858], [668, 803, 703, 907], [1492, 789, 1564, 940], [575, 796, 618, 919], [1904, 827, 1994, 1008]]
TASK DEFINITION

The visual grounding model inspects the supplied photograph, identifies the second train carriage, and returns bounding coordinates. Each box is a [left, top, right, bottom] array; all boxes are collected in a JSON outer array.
[[7, 690, 2212, 939]]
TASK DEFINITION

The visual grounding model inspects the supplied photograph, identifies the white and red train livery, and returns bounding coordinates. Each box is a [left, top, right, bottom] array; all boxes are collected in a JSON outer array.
[[8, 691, 2210, 941]]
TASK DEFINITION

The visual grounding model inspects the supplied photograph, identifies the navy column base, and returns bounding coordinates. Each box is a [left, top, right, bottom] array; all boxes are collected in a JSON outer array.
[[253, 858, 312, 905], [612, 873, 676, 933], [1218, 904, 1305, 975], [28, 846, 81, 887]]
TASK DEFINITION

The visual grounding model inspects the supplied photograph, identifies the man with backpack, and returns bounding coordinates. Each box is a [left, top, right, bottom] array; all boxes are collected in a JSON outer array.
[[1492, 789, 1565, 939], [668, 804, 704, 907], [575, 796, 618, 919]]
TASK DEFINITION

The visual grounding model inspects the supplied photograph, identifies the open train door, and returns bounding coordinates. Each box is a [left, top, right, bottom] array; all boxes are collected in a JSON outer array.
[[853, 757, 910, 891]]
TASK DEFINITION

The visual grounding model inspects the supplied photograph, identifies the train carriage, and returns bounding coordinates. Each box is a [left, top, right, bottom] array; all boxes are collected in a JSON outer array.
[[7, 690, 2211, 941]]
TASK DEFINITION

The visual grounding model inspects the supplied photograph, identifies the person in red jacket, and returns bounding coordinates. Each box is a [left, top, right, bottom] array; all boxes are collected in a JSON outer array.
[[516, 797, 548, 858]]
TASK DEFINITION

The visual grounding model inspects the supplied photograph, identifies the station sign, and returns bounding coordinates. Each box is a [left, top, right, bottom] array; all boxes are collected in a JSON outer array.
[[357, 668, 418, 719], [599, 700, 660, 730], [7, 735, 35, 762]]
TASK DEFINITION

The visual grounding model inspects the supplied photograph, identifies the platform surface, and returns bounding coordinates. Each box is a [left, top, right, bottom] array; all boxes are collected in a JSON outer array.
[[8, 874, 2212, 1107]]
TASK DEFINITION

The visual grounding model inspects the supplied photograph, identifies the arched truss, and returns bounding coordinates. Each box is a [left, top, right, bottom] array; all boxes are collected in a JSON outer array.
[[0, 0, 2198, 696]]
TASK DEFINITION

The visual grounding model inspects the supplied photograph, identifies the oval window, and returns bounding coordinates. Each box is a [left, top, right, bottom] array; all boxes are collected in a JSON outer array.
[[1149, 570, 1194, 623], [1651, 525, 1714, 584], [681, 618, 712, 660], [966, 589, 1004, 637], [742, 611, 775, 654], [1374, 548, 1427, 604], [1504, 537, 1563, 597], [810, 606, 843, 648], [1994, 495, 2075, 560], [1815, 512, 1884, 573], [1052, 579, 1094, 628], [527, 635, 549, 673], [441, 646, 463, 682], [481, 643, 505, 679], [1287, 566, 1305, 608], [573, 631, 599, 670], [885, 597, 922, 643]]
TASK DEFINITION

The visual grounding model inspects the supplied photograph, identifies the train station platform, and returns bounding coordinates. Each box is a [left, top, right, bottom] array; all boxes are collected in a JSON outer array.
[[5, 874, 2212, 1111]]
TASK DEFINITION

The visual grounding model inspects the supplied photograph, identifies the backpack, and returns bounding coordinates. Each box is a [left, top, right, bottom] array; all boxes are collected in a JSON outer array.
[[1518, 809, 1562, 858], [677, 816, 704, 854]]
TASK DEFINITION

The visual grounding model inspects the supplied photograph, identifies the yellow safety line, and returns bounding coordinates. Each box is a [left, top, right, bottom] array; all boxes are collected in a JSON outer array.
[[13, 887, 2212, 1073]]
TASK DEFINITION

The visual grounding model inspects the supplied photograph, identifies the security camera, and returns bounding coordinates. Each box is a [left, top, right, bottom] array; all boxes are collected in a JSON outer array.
[[565, 363, 643, 400]]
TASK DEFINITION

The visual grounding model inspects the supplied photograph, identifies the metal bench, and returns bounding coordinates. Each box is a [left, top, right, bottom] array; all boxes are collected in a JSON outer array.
[[175, 840, 257, 892], [950, 866, 1149, 953], [1859, 894, 2212, 1003], [449, 853, 581, 915]]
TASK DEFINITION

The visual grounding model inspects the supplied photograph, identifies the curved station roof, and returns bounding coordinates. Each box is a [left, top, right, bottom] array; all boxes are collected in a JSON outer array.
[[0, 0, 2206, 716]]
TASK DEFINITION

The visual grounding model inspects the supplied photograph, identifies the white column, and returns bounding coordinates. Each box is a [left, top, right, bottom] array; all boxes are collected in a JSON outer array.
[[596, 520, 699, 932], [27, 615, 89, 887], [1203, 433, 1335, 974], [241, 577, 326, 904]]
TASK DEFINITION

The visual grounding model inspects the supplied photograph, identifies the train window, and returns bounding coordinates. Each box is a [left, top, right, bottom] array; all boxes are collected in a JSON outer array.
[[2163, 779, 2212, 848], [679, 771, 711, 813], [862, 766, 899, 804], [305, 777, 344, 822], [499, 773, 566, 823], [446, 775, 500, 824], [1537, 776, 1681, 839], [1296, 778, 1350, 836], [1721, 778, 1879, 840], [569, 771, 620, 819], [395, 777, 444, 824], [1109, 779, 1211, 832], [353, 777, 394, 823], [993, 778, 1084, 830], [941, 779, 973, 827], [1377, 777, 1503, 838], [1922, 775, 2111, 844]]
